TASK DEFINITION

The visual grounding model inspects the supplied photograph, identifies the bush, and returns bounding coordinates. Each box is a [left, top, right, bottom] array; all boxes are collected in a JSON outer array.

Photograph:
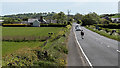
[[81, 18, 96, 26], [77, 20, 82, 24], [50, 30, 65, 42], [98, 27, 102, 31], [66, 25, 71, 29]]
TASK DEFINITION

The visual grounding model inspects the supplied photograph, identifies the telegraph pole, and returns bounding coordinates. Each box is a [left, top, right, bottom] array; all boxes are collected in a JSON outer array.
[[67, 10, 71, 25]]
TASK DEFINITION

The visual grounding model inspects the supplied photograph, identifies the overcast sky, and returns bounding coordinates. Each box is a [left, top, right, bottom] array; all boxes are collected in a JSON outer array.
[[0, 0, 119, 15], [1, 0, 119, 2]]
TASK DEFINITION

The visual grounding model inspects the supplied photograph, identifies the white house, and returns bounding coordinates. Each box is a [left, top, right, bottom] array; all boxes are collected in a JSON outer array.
[[28, 19, 38, 23], [111, 18, 120, 22], [22, 17, 47, 27], [0, 20, 4, 26], [0, 20, 4, 22], [32, 20, 40, 27], [28, 19, 40, 27]]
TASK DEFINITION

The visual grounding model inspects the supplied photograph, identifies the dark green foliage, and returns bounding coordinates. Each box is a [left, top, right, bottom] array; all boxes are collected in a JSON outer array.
[[53, 45, 68, 54], [74, 13, 83, 21], [97, 23, 120, 29], [22, 17, 28, 21], [82, 18, 96, 26], [100, 14, 115, 18], [3, 18, 15, 24], [52, 12, 67, 24], [85, 26, 120, 41], [3, 17, 22, 24], [80, 12, 101, 26]]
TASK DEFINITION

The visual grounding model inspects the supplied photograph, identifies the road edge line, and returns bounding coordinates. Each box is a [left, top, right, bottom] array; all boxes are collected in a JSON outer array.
[[73, 27, 93, 68]]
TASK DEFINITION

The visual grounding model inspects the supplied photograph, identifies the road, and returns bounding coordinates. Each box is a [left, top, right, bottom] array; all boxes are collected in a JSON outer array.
[[73, 23, 118, 66], [67, 28, 86, 66]]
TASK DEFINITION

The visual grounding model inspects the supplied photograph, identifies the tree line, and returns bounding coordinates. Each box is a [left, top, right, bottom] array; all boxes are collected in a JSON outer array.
[[74, 12, 115, 26], [2, 12, 73, 25], [1, 12, 118, 26]]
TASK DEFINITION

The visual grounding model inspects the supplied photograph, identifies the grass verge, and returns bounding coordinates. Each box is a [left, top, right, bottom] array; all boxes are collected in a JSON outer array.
[[85, 26, 120, 41]]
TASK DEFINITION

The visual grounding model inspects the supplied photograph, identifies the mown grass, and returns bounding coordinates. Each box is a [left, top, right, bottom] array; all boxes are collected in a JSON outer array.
[[2, 41, 44, 56], [85, 26, 120, 41], [2, 27, 63, 37], [2, 27, 64, 56]]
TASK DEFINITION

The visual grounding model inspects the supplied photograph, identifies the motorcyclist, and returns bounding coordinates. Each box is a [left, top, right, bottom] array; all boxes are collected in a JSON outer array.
[[81, 30, 84, 39]]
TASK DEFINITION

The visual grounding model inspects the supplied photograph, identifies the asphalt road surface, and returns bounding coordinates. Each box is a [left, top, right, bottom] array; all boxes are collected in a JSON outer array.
[[67, 28, 85, 66], [73, 23, 118, 66]]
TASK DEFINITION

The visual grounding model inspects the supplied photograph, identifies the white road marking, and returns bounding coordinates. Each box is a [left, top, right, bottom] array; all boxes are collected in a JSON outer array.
[[117, 50, 120, 53], [73, 26, 93, 68]]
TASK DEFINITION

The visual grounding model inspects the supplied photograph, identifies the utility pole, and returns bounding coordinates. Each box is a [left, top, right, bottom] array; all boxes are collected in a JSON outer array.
[[67, 9, 71, 25]]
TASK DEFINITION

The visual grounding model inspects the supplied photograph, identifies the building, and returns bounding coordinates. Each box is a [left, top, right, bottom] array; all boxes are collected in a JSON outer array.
[[32, 20, 40, 27], [0, 20, 4, 26], [102, 16, 120, 23], [38, 16, 47, 24], [0, 20, 4, 23], [46, 20, 57, 24], [111, 18, 120, 23], [102, 16, 110, 20], [28, 19, 40, 27], [21, 16, 47, 27]]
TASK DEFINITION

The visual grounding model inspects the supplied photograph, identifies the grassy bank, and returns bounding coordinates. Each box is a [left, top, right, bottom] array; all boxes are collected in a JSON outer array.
[[85, 26, 120, 41]]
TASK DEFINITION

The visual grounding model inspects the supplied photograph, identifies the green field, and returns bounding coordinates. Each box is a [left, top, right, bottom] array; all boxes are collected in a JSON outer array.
[[3, 27, 63, 37], [2, 27, 64, 56], [2, 27, 70, 66], [2, 41, 44, 56]]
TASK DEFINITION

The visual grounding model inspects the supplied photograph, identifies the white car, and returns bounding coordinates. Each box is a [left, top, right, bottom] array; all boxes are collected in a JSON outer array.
[[75, 25, 81, 31]]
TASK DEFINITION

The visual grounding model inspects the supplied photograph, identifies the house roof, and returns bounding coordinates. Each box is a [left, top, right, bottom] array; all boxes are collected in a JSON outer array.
[[28, 18, 47, 24], [33, 20, 40, 23], [28, 19, 38, 23]]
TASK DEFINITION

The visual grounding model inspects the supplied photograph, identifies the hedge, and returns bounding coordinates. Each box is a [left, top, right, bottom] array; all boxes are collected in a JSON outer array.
[[94, 23, 120, 29]]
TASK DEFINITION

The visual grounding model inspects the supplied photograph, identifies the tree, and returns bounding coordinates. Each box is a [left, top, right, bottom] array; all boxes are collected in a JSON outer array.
[[81, 18, 96, 26], [74, 13, 83, 21], [3, 18, 15, 24], [22, 17, 28, 21], [52, 12, 67, 23], [100, 18, 110, 24], [81, 12, 101, 26]]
